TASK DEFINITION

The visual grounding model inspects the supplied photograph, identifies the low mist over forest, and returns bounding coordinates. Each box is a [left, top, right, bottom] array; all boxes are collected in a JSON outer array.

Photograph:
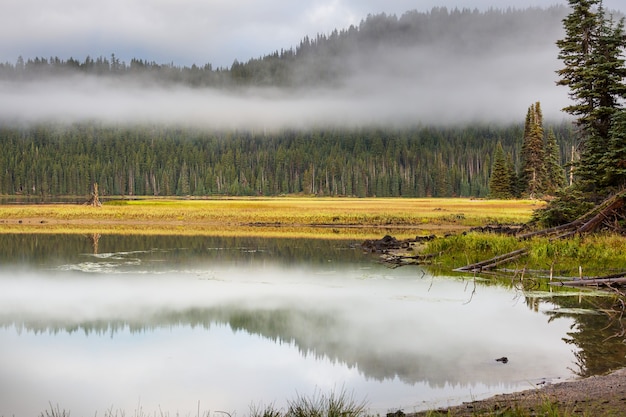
[[1, 6, 570, 127], [0, 6, 579, 197]]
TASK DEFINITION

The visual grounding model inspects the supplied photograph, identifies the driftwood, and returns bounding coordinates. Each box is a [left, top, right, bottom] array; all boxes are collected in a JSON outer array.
[[469, 224, 525, 235], [361, 234, 435, 253], [362, 235, 438, 267], [381, 251, 442, 267], [517, 219, 583, 240]]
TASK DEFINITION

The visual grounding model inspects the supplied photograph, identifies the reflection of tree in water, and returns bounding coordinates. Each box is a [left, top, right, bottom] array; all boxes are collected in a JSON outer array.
[[458, 271, 626, 379], [549, 295, 626, 378], [517, 281, 626, 378], [87, 233, 101, 254], [0, 306, 492, 387], [0, 234, 365, 266]]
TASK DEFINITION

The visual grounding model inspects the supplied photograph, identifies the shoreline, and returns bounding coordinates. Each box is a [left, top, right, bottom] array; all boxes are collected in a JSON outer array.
[[411, 368, 626, 416]]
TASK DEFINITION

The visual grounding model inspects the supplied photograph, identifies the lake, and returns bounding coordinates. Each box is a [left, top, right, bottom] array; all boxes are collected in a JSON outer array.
[[0, 234, 623, 416]]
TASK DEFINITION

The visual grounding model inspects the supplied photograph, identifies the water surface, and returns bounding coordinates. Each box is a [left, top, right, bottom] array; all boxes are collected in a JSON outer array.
[[0, 234, 619, 416]]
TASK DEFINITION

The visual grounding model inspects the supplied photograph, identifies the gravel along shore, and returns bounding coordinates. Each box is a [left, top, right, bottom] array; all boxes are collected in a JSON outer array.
[[411, 368, 626, 416]]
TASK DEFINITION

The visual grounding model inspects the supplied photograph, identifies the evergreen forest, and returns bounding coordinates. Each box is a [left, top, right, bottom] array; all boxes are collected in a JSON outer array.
[[0, 123, 575, 198]]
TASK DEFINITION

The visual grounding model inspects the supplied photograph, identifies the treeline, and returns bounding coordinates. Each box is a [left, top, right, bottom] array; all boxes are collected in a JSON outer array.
[[0, 6, 568, 88], [0, 123, 574, 198]]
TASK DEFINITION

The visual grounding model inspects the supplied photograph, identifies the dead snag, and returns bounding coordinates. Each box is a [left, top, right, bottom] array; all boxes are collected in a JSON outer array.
[[85, 183, 102, 207]]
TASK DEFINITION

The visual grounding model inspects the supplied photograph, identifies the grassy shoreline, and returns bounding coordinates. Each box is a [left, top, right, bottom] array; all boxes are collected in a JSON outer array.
[[0, 197, 542, 239]]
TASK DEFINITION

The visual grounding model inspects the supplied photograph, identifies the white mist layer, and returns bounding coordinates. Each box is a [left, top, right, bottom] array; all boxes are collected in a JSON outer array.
[[0, 44, 569, 129]]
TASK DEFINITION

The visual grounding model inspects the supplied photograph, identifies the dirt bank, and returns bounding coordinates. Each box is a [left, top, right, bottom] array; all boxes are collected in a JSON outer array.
[[411, 368, 626, 416]]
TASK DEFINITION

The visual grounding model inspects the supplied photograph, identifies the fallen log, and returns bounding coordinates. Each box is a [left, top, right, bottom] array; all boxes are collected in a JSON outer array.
[[519, 192, 626, 239], [552, 272, 626, 288], [578, 197, 625, 234], [454, 248, 528, 272], [362, 234, 435, 253], [469, 224, 525, 235], [517, 220, 581, 240], [380, 251, 442, 266]]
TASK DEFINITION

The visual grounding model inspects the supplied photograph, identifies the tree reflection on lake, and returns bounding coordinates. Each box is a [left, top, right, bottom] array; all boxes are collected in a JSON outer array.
[[0, 234, 623, 416]]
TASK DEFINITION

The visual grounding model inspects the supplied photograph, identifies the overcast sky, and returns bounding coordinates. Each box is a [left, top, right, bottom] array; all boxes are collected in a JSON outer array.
[[1, 0, 624, 128], [1, 0, 624, 68]]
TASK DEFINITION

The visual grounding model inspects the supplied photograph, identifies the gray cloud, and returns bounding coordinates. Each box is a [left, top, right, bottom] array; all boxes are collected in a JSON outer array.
[[1, 0, 623, 68], [3, 1, 616, 128]]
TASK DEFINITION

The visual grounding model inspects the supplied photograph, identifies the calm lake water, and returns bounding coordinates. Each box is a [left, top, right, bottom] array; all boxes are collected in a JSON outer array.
[[0, 234, 624, 416]]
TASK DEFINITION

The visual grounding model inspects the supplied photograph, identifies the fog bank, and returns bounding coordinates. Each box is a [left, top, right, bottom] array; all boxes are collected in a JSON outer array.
[[0, 47, 568, 129]]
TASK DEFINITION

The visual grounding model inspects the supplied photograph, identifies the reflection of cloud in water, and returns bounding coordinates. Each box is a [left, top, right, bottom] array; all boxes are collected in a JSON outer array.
[[57, 249, 172, 274], [0, 265, 578, 389], [55, 247, 273, 274], [58, 261, 141, 273], [90, 250, 153, 259]]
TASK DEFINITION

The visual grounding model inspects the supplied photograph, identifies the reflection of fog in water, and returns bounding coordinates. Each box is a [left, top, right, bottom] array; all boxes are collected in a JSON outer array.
[[0, 245, 579, 417]]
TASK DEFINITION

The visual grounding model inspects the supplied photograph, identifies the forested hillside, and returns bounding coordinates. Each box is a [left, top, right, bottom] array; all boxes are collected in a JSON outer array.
[[0, 6, 568, 87], [0, 6, 580, 198], [0, 123, 574, 198]]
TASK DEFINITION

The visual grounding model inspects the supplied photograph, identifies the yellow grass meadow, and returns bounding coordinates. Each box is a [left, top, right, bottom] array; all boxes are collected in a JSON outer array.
[[0, 197, 544, 239]]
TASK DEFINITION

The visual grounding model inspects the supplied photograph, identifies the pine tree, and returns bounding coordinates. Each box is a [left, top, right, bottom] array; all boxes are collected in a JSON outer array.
[[489, 141, 513, 199], [556, 0, 626, 192]]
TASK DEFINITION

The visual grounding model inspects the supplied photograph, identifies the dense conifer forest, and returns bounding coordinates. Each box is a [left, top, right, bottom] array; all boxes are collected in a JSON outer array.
[[0, 123, 574, 198]]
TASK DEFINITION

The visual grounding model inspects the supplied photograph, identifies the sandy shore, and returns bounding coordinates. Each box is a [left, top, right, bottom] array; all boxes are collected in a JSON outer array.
[[411, 368, 626, 416]]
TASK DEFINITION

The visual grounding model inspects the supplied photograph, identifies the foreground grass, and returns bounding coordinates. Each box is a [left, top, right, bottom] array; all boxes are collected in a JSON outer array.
[[36, 395, 600, 417], [37, 390, 369, 417], [0, 197, 542, 239], [425, 232, 626, 278]]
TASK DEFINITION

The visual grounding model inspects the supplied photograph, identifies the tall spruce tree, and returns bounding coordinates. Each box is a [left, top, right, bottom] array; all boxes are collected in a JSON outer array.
[[556, 0, 626, 192], [520, 102, 546, 197]]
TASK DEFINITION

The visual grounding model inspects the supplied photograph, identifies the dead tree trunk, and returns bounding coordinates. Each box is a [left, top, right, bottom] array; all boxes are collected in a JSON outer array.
[[85, 183, 102, 207]]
